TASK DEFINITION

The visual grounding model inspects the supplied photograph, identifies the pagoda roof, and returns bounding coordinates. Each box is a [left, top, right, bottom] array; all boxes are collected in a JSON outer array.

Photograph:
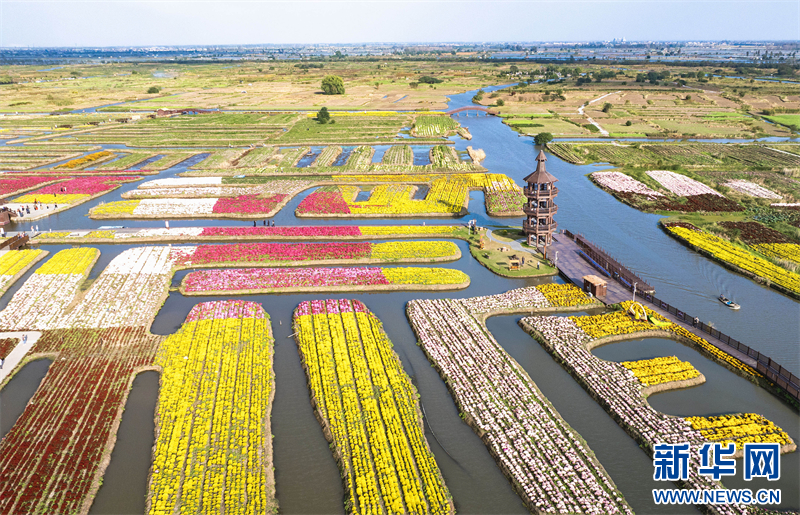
[[523, 150, 558, 184]]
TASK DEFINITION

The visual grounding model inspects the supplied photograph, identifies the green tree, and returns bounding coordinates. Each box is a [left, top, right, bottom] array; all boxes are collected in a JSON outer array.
[[534, 132, 553, 145], [496, 99, 505, 106], [321, 75, 345, 95], [602, 102, 612, 113], [147, 86, 160, 94], [316, 107, 331, 124]]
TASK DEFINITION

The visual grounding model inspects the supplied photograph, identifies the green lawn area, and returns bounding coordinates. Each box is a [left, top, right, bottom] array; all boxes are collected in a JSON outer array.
[[505, 117, 591, 136], [764, 114, 800, 128]]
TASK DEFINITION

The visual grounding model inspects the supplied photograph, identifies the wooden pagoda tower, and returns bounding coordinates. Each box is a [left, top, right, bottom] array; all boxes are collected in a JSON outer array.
[[522, 150, 558, 252]]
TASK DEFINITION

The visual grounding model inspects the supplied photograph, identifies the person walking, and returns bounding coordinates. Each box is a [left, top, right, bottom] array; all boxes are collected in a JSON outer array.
[[253, 221, 257, 227], [165, 220, 169, 229]]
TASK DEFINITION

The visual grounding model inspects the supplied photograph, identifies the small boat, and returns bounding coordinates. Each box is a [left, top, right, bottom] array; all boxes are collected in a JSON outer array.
[[718, 295, 740, 310]]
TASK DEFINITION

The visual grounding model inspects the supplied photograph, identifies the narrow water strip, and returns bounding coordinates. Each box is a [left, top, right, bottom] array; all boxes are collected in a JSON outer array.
[[89, 371, 159, 515]]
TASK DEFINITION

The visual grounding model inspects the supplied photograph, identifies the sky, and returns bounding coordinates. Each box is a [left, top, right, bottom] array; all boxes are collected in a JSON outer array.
[[0, 0, 798, 47]]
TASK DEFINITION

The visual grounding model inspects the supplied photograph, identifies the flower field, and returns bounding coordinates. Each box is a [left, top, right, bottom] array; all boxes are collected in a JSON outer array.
[[646, 170, 721, 197], [182, 266, 469, 294], [91, 193, 288, 218], [724, 180, 781, 199], [591, 171, 663, 198], [407, 292, 632, 514], [620, 356, 701, 386], [664, 222, 800, 295], [0, 249, 45, 294], [15, 176, 142, 205], [296, 173, 522, 217], [0, 337, 18, 360], [752, 243, 800, 265], [123, 186, 258, 198], [686, 414, 793, 451], [31, 225, 466, 243], [54, 150, 113, 169], [0, 175, 65, 199], [148, 301, 276, 515], [0, 327, 163, 515], [293, 299, 453, 515], [140, 177, 224, 188], [590, 170, 743, 213], [518, 313, 794, 514], [0, 248, 98, 330], [172, 241, 459, 268]]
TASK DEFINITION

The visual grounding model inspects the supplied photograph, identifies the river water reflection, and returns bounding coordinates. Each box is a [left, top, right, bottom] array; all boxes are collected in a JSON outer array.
[[1, 86, 798, 514]]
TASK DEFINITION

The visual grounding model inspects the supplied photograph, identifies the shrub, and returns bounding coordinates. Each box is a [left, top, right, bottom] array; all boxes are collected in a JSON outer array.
[[321, 75, 345, 95], [418, 76, 443, 84], [147, 86, 160, 94], [316, 107, 330, 124]]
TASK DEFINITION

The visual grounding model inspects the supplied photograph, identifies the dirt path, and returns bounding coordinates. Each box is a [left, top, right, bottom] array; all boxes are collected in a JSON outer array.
[[577, 91, 621, 137]]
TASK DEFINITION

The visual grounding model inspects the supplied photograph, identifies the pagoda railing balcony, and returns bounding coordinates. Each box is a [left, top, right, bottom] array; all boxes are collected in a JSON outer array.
[[523, 205, 559, 216], [524, 186, 559, 198], [523, 221, 558, 232]]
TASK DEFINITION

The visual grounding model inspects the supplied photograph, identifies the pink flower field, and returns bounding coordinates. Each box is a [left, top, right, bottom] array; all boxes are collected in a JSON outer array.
[[182, 242, 373, 265], [184, 267, 391, 291], [212, 194, 288, 214], [0, 175, 64, 197], [295, 189, 351, 214], [199, 226, 363, 237]]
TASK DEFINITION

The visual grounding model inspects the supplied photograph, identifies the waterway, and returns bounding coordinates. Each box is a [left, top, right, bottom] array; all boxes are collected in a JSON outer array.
[[0, 84, 798, 514]]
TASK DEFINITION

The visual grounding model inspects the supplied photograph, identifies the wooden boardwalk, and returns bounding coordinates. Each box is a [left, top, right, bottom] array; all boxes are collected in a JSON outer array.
[[547, 234, 760, 370]]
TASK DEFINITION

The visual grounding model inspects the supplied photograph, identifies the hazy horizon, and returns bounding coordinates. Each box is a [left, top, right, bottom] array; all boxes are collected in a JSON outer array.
[[2, 0, 798, 48]]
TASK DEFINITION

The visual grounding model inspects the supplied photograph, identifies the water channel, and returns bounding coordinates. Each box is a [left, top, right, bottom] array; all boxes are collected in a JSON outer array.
[[0, 85, 798, 513]]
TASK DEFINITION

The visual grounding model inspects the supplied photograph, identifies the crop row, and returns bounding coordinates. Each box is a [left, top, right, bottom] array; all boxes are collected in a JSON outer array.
[[381, 145, 413, 166], [312, 146, 343, 167], [294, 299, 452, 515], [149, 301, 276, 515], [412, 116, 459, 138]]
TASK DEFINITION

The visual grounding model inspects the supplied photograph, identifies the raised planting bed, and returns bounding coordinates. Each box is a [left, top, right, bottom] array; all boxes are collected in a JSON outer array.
[[31, 225, 469, 245], [181, 266, 469, 295], [147, 300, 277, 515], [293, 299, 453, 515], [406, 285, 632, 515]]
